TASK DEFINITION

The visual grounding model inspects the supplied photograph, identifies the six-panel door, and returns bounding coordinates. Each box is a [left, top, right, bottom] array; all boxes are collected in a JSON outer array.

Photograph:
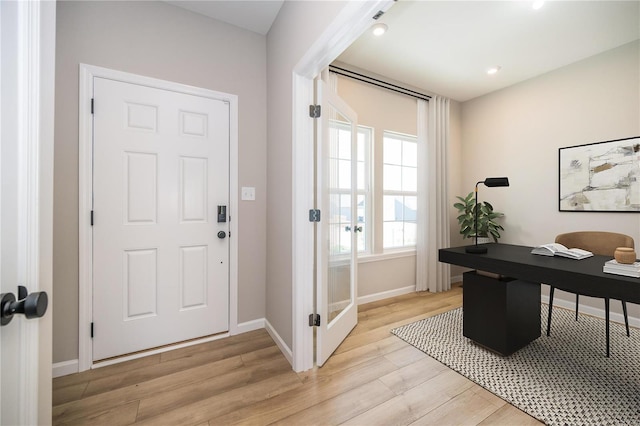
[[92, 78, 229, 360]]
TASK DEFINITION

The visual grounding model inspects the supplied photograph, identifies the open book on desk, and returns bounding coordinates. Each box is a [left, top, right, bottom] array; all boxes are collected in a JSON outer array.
[[531, 243, 593, 260]]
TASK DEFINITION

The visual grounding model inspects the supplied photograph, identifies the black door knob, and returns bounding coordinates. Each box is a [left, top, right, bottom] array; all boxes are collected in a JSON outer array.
[[18, 292, 48, 319], [0, 287, 48, 326], [217, 231, 226, 239]]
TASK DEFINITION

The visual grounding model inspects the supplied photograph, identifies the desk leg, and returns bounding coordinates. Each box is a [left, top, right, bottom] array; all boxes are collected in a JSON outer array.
[[605, 298, 610, 358]]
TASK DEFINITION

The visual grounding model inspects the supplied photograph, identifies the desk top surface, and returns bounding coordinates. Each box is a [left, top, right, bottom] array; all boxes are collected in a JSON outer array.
[[439, 243, 640, 302]]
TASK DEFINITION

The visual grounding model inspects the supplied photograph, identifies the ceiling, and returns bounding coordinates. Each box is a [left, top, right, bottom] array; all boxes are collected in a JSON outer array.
[[169, 0, 640, 102], [166, 0, 284, 35], [339, 1, 640, 101]]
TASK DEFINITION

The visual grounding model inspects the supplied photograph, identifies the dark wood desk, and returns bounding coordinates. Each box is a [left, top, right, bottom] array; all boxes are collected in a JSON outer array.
[[440, 243, 640, 304], [439, 243, 640, 355]]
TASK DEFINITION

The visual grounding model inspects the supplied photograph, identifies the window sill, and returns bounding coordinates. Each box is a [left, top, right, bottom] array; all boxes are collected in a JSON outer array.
[[358, 249, 416, 264], [327, 249, 416, 267]]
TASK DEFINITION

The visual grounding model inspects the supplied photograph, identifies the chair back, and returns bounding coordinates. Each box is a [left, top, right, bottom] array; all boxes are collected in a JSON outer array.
[[555, 231, 634, 257]]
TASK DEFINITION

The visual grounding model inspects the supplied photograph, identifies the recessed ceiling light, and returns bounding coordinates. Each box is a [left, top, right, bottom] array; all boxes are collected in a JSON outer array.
[[532, 1, 545, 10], [487, 66, 502, 75], [372, 23, 388, 37]]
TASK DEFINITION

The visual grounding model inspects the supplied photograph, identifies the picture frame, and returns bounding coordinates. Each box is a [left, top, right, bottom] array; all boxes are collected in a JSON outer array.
[[559, 136, 640, 212]]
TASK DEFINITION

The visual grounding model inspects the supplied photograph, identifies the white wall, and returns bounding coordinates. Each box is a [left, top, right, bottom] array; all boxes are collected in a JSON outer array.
[[461, 40, 640, 317], [54, 0, 267, 364]]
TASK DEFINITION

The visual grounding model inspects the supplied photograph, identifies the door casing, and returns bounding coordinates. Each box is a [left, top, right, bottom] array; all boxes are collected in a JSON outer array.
[[0, 0, 55, 422], [78, 64, 239, 372]]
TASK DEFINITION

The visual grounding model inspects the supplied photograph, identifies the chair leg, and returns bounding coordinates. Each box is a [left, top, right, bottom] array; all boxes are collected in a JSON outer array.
[[547, 286, 555, 336], [605, 298, 610, 357], [622, 300, 630, 337], [575, 294, 579, 321]]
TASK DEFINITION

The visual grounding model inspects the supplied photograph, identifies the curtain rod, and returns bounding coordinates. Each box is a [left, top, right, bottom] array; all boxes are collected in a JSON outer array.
[[329, 65, 431, 101]]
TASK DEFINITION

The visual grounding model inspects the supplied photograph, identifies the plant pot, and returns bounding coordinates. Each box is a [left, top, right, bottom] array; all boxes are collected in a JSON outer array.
[[474, 237, 491, 245]]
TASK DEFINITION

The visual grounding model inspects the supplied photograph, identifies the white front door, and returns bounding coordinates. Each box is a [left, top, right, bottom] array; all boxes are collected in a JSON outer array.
[[92, 77, 230, 361], [0, 0, 55, 424], [315, 80, 359, 366]]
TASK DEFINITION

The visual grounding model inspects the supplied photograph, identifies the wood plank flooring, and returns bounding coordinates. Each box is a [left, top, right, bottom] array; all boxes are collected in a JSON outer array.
[[53, 283, 542, 425]]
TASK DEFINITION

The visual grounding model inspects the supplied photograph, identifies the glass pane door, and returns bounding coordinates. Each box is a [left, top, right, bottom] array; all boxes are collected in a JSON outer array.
[[327, 118, 355, 323], [316, 79, 358, 366]]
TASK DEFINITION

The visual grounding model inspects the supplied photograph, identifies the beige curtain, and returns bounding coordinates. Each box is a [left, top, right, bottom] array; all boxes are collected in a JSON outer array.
[[416, 96, 451, 292]]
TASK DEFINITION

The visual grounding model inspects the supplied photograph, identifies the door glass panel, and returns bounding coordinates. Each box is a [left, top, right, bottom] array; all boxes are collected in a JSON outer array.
[[327, 110, 354, 324]]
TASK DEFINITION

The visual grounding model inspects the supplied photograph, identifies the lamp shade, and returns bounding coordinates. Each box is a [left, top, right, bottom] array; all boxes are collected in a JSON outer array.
[[483, 177, 509, 187]]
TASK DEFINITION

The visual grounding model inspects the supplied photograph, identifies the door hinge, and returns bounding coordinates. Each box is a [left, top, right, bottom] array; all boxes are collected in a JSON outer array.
[[372, 10, 385, 20], [91, 98, 94, 114], [309, 313, 321, 327], [309, 104, 321, 118], [90, 210, 94, 226], [90, 322, 94, 338], [309, 209, 321, 222]]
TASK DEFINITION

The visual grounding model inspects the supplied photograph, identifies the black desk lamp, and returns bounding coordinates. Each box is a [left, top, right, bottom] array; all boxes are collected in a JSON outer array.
[[465, 177, 510, 254]]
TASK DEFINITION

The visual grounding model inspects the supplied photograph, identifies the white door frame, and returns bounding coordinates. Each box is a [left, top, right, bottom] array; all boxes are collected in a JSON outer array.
[[78, 64, 239, 372], [0, 0, 55, 422], [291, 0, 394, 372]]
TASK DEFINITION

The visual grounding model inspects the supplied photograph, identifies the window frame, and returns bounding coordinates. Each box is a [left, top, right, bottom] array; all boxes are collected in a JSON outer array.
[[382, 130, 418, 251]]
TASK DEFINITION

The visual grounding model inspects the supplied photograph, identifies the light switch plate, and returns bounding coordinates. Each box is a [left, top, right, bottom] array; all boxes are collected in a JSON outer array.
[[241, 186, 256, 201]]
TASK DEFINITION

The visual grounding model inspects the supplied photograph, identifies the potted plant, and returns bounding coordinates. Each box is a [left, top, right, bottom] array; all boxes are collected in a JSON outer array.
[[454, 192, 505, 243]]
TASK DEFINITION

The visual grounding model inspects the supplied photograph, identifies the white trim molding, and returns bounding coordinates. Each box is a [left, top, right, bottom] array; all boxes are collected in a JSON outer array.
[[358, 286, 416, 305], [52, 360, 79, 379], [542, 291, 640, 330], [236, 318, 266, 334], [265, 319, 293, 366], [78, 64, 239, 372]]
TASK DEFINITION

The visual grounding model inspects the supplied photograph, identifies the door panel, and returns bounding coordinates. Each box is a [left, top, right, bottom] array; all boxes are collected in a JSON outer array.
[[92, 78, 229, 360], [316, 80, 358, 366]]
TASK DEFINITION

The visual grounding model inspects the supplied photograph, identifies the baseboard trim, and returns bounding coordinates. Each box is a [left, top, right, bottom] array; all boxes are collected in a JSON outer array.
[[53, 359, 79, 378], [236, 318, 266, 334], [358, 285, 416, 305], [542, 293, 640, 329], [451, 274, 463, 284], [265, 318, 293, 366]]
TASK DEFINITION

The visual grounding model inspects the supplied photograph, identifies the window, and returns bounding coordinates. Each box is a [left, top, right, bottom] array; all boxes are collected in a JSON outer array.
[[383, 132, 417, 249]]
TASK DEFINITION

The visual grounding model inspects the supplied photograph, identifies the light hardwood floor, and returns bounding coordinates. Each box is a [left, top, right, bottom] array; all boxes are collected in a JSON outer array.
[[53, 283, 542, 425]]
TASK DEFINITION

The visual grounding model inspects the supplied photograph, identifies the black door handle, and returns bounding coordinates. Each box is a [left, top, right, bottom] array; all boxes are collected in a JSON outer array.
[[1, 286, 48, 326], [217, 231, 226, 239]]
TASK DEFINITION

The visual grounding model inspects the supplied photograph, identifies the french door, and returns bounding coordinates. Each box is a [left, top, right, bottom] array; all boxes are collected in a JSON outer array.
[[315, 80, 359, 366]]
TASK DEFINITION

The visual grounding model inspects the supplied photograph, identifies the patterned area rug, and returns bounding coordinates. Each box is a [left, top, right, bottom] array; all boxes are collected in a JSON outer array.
[[391, 305, 640, 426]]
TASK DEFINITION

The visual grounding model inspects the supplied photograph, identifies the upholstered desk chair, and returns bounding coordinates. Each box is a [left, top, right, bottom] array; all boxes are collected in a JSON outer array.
[[546, 231, 634, 357]]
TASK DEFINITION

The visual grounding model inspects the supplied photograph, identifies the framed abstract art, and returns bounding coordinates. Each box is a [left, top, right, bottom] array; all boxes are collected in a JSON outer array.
[[559, 136, 640, 212]]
